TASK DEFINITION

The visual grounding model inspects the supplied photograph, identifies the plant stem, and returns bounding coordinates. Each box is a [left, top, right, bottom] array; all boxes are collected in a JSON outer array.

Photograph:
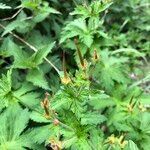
[[0, 23, 60, 75]]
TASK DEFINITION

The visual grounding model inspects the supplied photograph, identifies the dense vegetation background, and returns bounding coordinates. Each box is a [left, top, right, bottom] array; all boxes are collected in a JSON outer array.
[[0, 0, 150, 149]]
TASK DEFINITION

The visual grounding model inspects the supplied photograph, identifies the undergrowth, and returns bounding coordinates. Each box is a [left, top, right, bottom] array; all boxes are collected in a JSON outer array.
[[0, 0, 150, 150]]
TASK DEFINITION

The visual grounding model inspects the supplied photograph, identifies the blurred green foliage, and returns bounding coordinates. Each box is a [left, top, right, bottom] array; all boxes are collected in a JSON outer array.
[[0, 0, 149, 149]]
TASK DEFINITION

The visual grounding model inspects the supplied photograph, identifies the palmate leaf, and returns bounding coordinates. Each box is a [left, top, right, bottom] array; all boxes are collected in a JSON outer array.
[[28, 125, 52, 144], [0, 105, 44, 150], [60, 19, 94, 48], [94, 50, 129, 91], [60, 1, 112, 48], [62, 128, 84, 149], [70, 1, 112, 18], [60, 18, 86, 44], [14, 82, 41, 108], [52, 85, 90, 119], [0, 70, 41, 109], [28, 124, 60, 145]]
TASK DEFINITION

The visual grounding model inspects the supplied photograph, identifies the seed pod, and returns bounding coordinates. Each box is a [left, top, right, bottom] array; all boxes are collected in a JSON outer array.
[[61, 51, 71, 84], [93, 49, 99, 62], [41, 92, 50, 118], [74, 38, 85, 68]]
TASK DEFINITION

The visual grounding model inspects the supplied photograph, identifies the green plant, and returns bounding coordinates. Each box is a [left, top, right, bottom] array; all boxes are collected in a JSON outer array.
[[0, 105, 45, 150], [0, 0, 149, 150]]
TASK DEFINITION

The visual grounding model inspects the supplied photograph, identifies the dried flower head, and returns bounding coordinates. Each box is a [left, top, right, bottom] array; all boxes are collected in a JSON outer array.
[[50, 138, 62, 150]]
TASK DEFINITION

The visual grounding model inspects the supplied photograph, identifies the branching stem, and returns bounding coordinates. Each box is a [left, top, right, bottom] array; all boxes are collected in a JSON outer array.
[[0, 23, 60, 75]]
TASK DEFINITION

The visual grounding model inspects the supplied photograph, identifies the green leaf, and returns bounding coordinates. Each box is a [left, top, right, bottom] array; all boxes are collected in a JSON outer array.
[[32, 42, 55, 65], [2, 21, 21, 36], [0, 69, 40, 109], [26, 68, 50, 90], [12, 46, 35, 69], [127, 140, 139, 150], [91, 1, 113, 14], [29, 125, 59, 144], [0, 38, 18, 57], [33, 6, 61, 23], [94, 50, 129, 91], [0, 69, 12, 96], [30, 111, 51, 123], [0, 3, 11, 9], [89, 95, 115, 110], [111, 48, 145, 57], [12, 40, 55, 69], [80, 33, 93, 48], [0, 106, 43, 149], [81, 112, 107, 125], [139, 112, 150, 131], [2, 11, 31, 36], [70, 5, 90, 17], [0, 70, 12, 109], [14, 82, 41, 108]]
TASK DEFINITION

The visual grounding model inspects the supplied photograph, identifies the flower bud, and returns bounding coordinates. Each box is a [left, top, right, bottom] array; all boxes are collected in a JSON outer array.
[[93, 49, 99, 62], [61, 51, 71, 85], [53, 119, 60, 126]]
